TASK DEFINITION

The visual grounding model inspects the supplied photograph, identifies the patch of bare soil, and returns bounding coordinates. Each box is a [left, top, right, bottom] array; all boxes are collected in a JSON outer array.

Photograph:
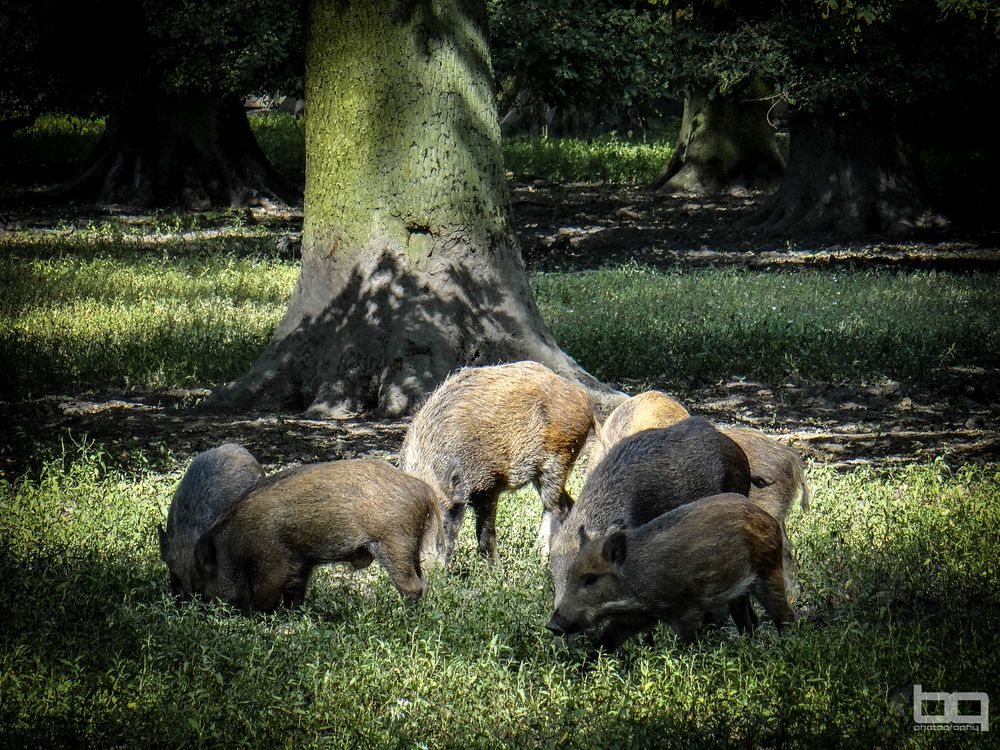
[[2, 368, 996, 480]]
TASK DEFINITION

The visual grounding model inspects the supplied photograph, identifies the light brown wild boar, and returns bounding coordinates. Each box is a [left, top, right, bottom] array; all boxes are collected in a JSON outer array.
[[191, 459, 443, 613], [588, 391, 809, 524], [587, 390, 689, 471], [400, 361, 596, 564], [546, 493, 796, 651], [158, 443, 265, 598], [719, 426, 810, 525]]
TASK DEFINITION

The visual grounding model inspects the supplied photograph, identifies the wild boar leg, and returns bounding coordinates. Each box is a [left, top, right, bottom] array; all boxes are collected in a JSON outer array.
[[471, 490, 501, 563], [753, 568, 796, 630], [279, 569, 312, 609], [252, 564, 308, 613], [670, 609, 705, 645], [533, 458, 575, 551], [372, 539, 428, 605], [595, 615, 656, 652], [441, 502, 468, 564], [727, 595, 759, 634]]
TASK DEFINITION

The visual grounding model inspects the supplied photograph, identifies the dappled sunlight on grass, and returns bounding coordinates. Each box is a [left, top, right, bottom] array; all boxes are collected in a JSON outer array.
[[534, 265, 999, 387], [503, 134, 673, 184]]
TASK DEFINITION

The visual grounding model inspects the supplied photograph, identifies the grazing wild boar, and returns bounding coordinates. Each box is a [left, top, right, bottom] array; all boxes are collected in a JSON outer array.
[[587, 391, 809, 524], [190, 459, 443, 613], [546, 493, 796, 651], [400, 361, 596, 564], [158, 443, 265, 597], [549, 417, 755, 619], [587, 390, 689, 472]]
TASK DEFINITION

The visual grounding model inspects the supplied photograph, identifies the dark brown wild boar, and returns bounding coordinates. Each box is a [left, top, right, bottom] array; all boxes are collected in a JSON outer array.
[[400, 361, 596, 564], [190, 459, 443, 613], [546, 493, 796, 651], [587, 392, 809, 524], [587, 390, 689, 472], [158, 443, 265, 597], [549, 417, 756, 618]]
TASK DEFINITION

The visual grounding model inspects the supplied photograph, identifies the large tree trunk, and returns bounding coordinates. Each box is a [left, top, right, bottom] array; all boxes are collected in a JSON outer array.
[[650, 86, 785, 194], [50, 88, 299, 209], [213, 0, 618, 418], [740, 111, 941, 236]]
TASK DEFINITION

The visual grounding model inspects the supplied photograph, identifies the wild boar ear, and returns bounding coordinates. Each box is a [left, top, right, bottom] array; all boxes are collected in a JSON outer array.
[[194, 534, 217, 574], [156, 523, 169, 561], [602, 529, 627, 566]]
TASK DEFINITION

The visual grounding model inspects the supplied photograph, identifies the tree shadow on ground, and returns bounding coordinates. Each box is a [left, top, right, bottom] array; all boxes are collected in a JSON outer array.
[[513, 182, 1000, 273]]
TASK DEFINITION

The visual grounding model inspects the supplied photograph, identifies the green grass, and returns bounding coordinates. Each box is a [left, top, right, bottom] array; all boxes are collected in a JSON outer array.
[[502, 134, 672, 183], [1, 445, 997, 748], [0, 114, 104, 170], [249, 111, 305, 173], [534, 265, 999, 386], [1, 112, 672, 184], [0, 240, 297, 397], [2, 237, 997, 398]]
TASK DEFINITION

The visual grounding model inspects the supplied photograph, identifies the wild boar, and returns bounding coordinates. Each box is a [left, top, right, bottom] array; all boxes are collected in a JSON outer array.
[[158, 443, 265, 597], [190, 459, 443, 613], [586, 391, 809, 524], [546, 493, 796, 651], [587, 390, 689, 472], [718, 426, 810, 525], [400, 361, 596, 564], [549, 417, 755, 624]]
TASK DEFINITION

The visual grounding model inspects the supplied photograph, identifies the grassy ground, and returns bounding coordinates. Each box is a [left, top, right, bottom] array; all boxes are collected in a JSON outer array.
[[502, 135, 672, 183], [2, 116, 998, 747], [2, 446, 997, 748], [2, 231, 997, 398], [1, 113, 669, 186]]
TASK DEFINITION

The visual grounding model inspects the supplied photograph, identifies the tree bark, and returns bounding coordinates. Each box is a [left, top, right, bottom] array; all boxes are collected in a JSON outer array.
[[650, 86, 785, 194], [740, 111, 941, 237], [49, 88, 299, 209], [212, 0, 618, 418]]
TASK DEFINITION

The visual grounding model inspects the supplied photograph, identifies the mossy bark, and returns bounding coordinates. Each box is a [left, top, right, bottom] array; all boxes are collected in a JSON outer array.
[[739, 111, 940, 237], [651, 86, 785, 194], [214, 0, 617, 418]]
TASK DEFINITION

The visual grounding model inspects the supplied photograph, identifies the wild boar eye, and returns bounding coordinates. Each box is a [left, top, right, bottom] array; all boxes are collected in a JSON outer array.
[[581, 574, 599, 588]]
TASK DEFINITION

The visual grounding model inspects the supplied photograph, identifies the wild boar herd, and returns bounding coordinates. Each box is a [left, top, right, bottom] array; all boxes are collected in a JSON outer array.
[[158, 361, 809, 651]]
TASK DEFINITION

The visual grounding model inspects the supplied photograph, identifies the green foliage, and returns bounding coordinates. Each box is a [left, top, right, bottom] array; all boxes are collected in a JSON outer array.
[[502, 134, 673, 183], [652, 0, 1000, 116], [0, 0, 302, 117], [2, 444, 998, 747], [533, 265, 1000, 387], [143, 0, 302, 96], [488, 1, 671, 114]]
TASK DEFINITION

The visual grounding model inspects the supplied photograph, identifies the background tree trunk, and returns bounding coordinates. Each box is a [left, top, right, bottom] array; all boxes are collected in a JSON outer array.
[[740, 111, 942, 236], [213, 0, 618, 418], [51, 87, 299, 209], [651, 86, 785, 194]]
